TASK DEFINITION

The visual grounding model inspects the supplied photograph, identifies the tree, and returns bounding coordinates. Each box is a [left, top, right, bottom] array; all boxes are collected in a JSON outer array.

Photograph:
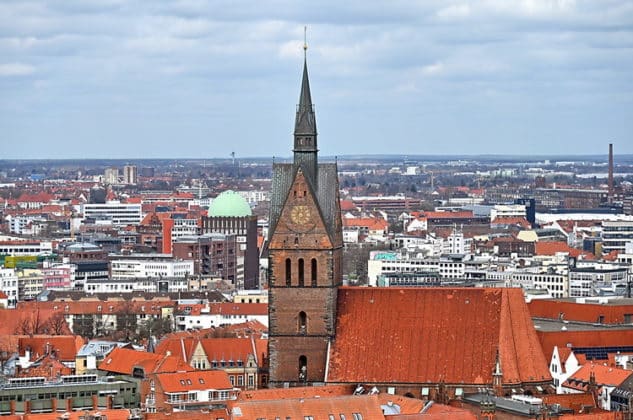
[[42, 312, 69, 335]]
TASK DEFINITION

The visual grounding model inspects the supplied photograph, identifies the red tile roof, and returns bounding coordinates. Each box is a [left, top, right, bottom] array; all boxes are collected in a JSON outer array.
[[19, 335, 84, 362], [534, 241, 593, 258], [537, 330, 633, 362], [328, 287, 551, 386], [99, 347, 194, 375], [154, 370, 232, 393], [529, 299, 633, 324], [542, 393, 597, 413], [491, 217, 531, 229], [227, 394, 386, 419], [564, 363, 633, 391]]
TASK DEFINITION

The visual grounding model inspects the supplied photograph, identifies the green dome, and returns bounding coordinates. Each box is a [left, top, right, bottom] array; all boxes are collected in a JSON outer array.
[[208, 190, 252, 217]]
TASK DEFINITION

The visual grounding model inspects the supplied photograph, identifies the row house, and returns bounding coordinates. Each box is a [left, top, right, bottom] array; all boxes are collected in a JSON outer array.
[[19, 301, 174, 339], [175, 302, 268, 331], [143, 370, 238, 414], [155, 336, 268, 390], [84, 277, 188, 294], [562, 363, 633, 411], [0, 267, 18, 305]]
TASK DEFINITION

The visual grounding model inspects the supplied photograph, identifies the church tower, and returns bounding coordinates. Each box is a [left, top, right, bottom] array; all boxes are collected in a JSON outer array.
[[267, 44, 343, 387]]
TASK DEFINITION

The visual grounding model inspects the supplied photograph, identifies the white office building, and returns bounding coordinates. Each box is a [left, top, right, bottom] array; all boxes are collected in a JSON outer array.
[[82, 202, 142, 226], [110, 256, 193, 279]]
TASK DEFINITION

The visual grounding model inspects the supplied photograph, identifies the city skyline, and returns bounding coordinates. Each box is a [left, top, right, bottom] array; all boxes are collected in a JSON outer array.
[[1, 0, 632, 159]]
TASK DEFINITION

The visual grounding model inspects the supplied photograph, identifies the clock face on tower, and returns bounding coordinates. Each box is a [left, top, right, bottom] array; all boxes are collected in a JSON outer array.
[[291, 205, 312, 225]]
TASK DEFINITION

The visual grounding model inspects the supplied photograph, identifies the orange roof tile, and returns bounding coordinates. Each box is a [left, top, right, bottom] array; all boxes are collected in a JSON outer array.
[[537, 330, 633, 361], [227, 394, 386, 419], [534, 241, 593, 258], [564, 363, 633, 391], [328, 287, 551, 386], [529, 300, 633, 324], [99, 347, 193, 375], [491, 217, 531, 229], [542, 393, 597, 413], [19, 335, 84, 362], [154, 370, 232, 393]]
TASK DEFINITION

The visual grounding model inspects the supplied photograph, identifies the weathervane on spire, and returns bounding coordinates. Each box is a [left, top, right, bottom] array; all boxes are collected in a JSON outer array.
[[303, 26, 308, 58]]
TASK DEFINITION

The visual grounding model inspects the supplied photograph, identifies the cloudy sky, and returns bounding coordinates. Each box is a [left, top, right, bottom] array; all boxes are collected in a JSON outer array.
[[1, 0, 632, 159]]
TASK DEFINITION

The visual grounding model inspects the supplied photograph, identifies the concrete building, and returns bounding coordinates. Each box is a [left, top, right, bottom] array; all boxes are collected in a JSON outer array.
[[569, 266, 629, 297], [109, 255, 193, 279], [602, 220, 633, 254], [123, 164, 138, 185], [172, 233, 240, 282], [104, 167, 119, 185], [82, 202, 142, 226], [0, 267, 18, 305]]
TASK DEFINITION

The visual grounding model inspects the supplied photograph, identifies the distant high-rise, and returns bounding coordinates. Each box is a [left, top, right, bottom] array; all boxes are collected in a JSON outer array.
[[104, 167, 119, 185], [123, 165, 138, 185]]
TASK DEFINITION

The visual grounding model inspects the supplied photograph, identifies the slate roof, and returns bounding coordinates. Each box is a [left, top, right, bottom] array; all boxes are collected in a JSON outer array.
[[327, 287, 551, 386]]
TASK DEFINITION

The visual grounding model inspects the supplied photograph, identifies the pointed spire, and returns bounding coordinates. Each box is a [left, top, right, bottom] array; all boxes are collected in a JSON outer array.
[[293, 27, 318, 185], [295, 26, 316, 137], [295, 58, 316, 136]]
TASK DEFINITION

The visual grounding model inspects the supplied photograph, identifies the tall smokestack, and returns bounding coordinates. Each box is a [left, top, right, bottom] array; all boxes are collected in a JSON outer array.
[[608, 143, 614, 203]]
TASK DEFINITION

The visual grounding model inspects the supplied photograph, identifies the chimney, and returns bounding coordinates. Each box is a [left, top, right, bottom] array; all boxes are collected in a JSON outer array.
[[608, 143, 614, 203]]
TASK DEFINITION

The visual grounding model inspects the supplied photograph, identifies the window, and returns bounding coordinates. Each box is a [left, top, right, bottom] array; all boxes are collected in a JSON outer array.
[[298, 258, 304, 286], [299, 355, 307, 382], [311, 258, 317, 286], [285, 258, 291, 286], [298, 311, 307, 334], [352, 414, 363, 420]]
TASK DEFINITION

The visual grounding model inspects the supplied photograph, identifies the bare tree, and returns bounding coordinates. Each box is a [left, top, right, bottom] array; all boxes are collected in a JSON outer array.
[[43, 312, 68, 335]]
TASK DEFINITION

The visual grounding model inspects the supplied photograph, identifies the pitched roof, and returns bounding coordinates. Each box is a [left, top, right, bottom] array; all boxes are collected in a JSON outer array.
[[99, 347, 193, 375], [328, 287, 551, 386], [541, 393, 597, 413], [534, 241, 592, 258], [227, 394, 385, 419], [19, 335, 84, 362], [154, 370, 232, 393], [537, 330, 633, 361], [529, 299, 633, 324], [564, 363, 633, 391]]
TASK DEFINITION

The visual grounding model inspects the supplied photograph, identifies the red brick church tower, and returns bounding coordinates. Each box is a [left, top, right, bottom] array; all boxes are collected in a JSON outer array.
[[267, 45, 343, 387]]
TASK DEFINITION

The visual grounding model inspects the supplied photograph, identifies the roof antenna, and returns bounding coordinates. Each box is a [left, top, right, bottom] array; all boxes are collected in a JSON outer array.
[[303, 26, 308, 59]]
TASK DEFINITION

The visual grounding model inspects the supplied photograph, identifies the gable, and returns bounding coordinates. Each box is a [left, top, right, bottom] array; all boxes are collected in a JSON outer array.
[[269, 168, 333, 250]]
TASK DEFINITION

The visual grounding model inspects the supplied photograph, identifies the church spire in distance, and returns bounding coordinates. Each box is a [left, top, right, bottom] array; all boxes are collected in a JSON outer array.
[[294, 26, 318, 184]]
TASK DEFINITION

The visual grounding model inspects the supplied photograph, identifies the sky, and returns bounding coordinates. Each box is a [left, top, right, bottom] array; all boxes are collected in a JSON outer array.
[[1, 0, 632, 159]]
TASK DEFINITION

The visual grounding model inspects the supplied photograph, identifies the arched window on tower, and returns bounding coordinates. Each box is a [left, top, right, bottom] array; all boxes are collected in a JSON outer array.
[[298, 311, 307, 334], [285, 258, 291, 286], [311, 258, 317, 286], [298, 258, 304, 286], [299, 355, 307, 383]]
